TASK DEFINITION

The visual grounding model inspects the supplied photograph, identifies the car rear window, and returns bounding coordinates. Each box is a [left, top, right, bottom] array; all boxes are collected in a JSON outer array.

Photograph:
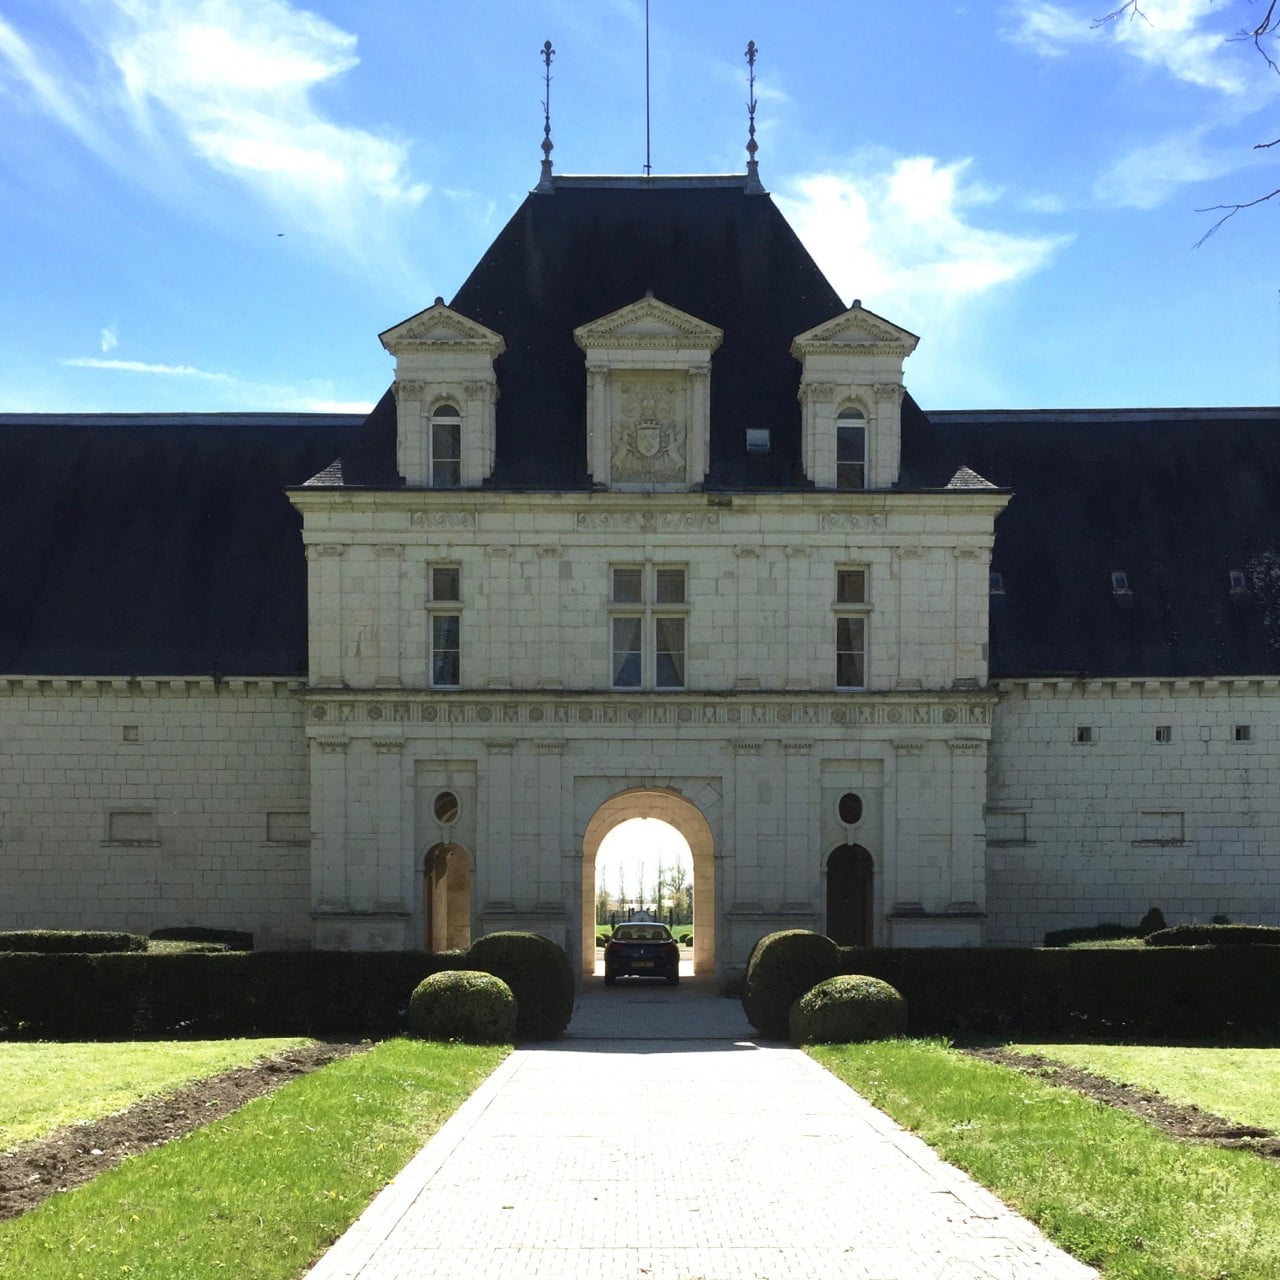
[[612, 926, 672, 942]]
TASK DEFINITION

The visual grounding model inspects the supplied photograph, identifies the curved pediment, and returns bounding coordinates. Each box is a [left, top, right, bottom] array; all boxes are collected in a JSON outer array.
[[574, 295, 724, 353], [380, 300, 505, 357]]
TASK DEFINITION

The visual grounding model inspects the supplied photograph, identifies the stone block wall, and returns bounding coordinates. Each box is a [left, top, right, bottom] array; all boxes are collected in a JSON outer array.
[[985, 678, 1280, 944], [0, 678, 311, 947]]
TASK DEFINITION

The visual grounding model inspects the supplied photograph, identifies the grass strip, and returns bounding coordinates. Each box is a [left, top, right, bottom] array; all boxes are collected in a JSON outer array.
[[0, 1037, 505, 1280], [0, 1039, 309, 1148], [1009, 1043, 1280, 1132], [810, 1038, 1280, 1280]]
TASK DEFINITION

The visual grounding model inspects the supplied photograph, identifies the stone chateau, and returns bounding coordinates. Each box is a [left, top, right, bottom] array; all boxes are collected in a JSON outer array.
[[2, 152, 1279, 980]]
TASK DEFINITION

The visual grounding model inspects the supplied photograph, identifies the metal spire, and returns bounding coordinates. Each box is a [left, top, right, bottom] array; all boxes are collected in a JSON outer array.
[[744, 40, 763, 193], [537, 40, 556, 192]]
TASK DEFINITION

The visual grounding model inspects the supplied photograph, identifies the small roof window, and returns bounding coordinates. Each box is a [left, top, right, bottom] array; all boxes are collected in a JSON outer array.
[[1229, 570, 1247, 591], [1111, 571, 1130, 594], [745, 428, 771, 453], [989, 571, 1005, 595]]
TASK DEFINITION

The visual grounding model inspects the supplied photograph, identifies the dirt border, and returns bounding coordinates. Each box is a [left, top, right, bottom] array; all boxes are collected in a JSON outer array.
[[0, 1040, 368, 1220], [965, 1046, 1280, 1158]]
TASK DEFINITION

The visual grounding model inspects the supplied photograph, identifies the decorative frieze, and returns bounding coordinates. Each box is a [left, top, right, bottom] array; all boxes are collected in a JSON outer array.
[[820, 515, 888, 532], [305, 695, 994, 729], [574, 512, 721, 532], [409, 511, 475, 530]]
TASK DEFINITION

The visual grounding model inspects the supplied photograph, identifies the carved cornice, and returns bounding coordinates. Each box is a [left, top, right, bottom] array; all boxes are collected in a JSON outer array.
[[0, 677, 302, 698], [305, 695, 994, 730], [874, 383, 906, 403], [313, 737, 350, 754], [575, 512, 721, 532]]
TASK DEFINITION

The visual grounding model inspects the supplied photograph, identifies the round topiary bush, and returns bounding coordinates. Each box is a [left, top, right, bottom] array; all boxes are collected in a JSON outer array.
[[467, 931, 575, 1040], [789, 974, 907, 1045], [742, 930, 840, 1039], [408, 970, 516, 1044]]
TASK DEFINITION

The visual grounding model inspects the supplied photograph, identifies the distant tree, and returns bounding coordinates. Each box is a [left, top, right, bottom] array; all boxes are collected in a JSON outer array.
[[1097, 2, 1279, 240], [595, 886, 611, 925]]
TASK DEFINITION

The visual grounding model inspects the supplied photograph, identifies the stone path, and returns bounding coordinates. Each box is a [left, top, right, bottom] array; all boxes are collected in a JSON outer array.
[[304, 980, 1096, 1280]]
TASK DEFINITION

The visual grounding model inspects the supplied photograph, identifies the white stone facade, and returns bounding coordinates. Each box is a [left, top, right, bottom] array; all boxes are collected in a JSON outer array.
[[0, 679, 311, 948], [985, 679, 1280, 945]]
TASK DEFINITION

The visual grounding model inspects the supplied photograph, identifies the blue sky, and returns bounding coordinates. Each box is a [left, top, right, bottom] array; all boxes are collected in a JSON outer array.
[[2, 0, 1277, 415]]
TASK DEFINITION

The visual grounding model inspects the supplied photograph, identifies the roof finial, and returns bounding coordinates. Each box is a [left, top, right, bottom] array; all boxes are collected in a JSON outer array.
[[537, 39, 556, 193], [744, 40, 763, 193]]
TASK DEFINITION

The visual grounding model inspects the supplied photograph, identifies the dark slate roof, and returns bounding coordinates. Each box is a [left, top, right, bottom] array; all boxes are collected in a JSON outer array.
[[906, 407, 1280, 678], [0, 414, 363, 675], [333, 175, 857, 489]]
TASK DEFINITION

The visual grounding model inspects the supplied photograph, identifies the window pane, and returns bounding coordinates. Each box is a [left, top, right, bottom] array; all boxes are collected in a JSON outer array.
[[432, 613, 460, 687], [836, 616, 865, 689], [654, 568, 685, 603], [836, 569, 866, 604], [612, 568, 643, 603], [837, 424, 865, 491], [432, 423, 461, 489], [431, 566, 460, 601], [655, 616, 686, 688], [611, 616, 642, 687], [432, 403, 460, 419]]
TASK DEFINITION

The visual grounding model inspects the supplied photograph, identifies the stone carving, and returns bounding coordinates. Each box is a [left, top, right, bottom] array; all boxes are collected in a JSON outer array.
[[820, 515, 888, 532], [409, 511, 475, 529], [611, 377, 685, 482], [304, 695, 997, 729], [574, 512, 721, 532]]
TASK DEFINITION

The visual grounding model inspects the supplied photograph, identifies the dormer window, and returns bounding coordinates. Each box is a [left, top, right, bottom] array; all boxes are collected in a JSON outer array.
[[1111, 571, 1130, 594], [836, 408, 866, 491], [429, 404, 462, 489]]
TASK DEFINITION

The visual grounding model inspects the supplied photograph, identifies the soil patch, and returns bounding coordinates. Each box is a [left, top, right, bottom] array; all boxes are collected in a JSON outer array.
[[0, 1040, 367, 1220], [968, 1046, 1280, 1158]]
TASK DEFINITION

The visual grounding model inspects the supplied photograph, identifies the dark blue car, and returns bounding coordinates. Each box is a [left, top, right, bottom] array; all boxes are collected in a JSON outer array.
[[604, 923, 680, 985]]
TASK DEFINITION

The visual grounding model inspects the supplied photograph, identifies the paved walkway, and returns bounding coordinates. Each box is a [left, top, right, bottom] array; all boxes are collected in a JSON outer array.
[[305, 979, 1096, 1280]]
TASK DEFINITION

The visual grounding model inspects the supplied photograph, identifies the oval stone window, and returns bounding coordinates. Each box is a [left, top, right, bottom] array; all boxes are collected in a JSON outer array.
[[434, 790, 460, 824], [837, 792, 863, 826]]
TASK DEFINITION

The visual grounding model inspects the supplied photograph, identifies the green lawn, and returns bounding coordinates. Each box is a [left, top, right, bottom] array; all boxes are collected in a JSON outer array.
[[0, 1038, 309, 1149], [812, 1038, 1280, 1280], [0, 1037, 506, 1280], [1010, 1043, 1280, 1132]]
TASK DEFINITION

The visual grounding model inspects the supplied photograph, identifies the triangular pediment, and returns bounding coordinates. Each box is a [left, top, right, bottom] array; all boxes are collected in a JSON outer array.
[[790, 305, 919, 358], [574, 295, 723, 353], [379, 300, 505, 355]]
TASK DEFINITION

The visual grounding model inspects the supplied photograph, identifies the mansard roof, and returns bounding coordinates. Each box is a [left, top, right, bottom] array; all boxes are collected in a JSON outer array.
[[906, 406, 1280, 679], [334, 175, 856, 489], [0, 413, 362, 675]]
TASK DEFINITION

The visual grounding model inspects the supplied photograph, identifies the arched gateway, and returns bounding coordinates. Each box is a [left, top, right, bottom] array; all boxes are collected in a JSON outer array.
[[581, 788, 715, 979]]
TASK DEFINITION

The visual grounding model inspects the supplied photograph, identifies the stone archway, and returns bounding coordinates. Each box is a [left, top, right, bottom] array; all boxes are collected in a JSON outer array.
[[424, 842, 471, 952], [582, 788, 715, 979], [826, 844, 874, 947]]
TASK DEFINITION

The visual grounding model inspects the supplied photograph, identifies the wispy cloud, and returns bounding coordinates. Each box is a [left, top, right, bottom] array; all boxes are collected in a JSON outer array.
[[776, 156, 1069, 324], [1093, 125, 1241, 207], [1, 1, 427, 262], [61, 356, 232, 379], [1007, 1, 1250, 94], [59, 352, 371, 413], [99, 326, 119, 353]]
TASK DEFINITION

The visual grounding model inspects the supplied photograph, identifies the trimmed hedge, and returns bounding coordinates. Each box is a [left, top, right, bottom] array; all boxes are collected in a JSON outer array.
[[1042, 923, 1141, 948], [837, 946, 1280, 1039], [150, 927, 254, 951], [0, 930, 146, 954], [466, 932, 575, 1041], [0, 932, 573, 1040], [789, 974, 907, 1045], [742, 930, 840, 1039], [408, 971, 516, 1043], [1145, 924, 1280, 947]]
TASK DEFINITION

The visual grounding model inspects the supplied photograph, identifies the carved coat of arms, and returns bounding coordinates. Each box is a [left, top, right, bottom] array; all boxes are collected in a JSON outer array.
[[612, 382, 686, 482]]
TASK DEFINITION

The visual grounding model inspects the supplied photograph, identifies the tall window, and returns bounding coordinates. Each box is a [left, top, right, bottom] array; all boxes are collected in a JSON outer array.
[[429, 565, 461, 688], [429, 404, 462, 489], [835, 567, 868, 690], [836, 407, 866, 491], [609, 565, 687, 690]]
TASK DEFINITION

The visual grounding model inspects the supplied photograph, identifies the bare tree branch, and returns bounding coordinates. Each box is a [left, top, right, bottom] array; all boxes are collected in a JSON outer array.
[[1193, 187, 1280, 246], [1093, 2, 1150, 28]]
